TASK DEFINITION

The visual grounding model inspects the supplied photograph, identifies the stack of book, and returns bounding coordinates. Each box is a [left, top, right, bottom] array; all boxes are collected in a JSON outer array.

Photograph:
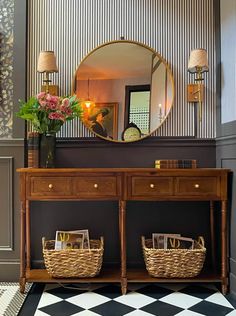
[[54, 229, 90, 250], [155, 159, 197, 169], [27, 132, 40, 168]]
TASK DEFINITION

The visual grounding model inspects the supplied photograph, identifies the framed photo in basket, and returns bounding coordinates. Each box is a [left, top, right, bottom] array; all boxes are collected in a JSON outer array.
[[71, 229, 90, 249], [55, 231, 84, 250], [152, 233, 180, 249]]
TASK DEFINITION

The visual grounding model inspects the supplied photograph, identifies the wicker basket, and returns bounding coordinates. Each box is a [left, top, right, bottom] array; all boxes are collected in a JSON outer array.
[[142, 236, 206, 278], [42, 237, 104, 278]]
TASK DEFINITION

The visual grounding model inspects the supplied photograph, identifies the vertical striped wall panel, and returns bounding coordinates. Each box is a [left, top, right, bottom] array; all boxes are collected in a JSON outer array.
[[27, 0, 216, 138]]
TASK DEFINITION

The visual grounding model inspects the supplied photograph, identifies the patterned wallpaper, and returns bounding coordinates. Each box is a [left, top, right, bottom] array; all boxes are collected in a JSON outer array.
[[28, 0, 216, 139], [0, 0, 14, 138]]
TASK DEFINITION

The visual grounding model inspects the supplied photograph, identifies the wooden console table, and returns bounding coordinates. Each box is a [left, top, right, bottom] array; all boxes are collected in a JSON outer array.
[[17, 168, 229, 294]]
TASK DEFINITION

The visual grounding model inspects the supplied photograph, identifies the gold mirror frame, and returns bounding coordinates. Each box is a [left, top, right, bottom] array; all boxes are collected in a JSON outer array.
[[72, 40, 175, 143]]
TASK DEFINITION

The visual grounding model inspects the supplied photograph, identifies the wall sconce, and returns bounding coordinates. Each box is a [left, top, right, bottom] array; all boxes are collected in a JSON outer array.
[[37, 51, 58, 94], [187, 49, 209, 121]]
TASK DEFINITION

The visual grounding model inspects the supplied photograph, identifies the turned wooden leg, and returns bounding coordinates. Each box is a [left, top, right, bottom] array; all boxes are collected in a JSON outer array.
[[121, 277, 128, 295], [20, 200, 26, 293], [119, 200, 127, 295], [222, 282, 228, 295], [210, 201, 216, 271], [221, 200, 228, 294], [26, 200, 31, 270], [19, 277, 26, 294]]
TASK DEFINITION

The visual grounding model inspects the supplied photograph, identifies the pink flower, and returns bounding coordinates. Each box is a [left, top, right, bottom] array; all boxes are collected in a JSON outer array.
[[39, 100, 47, 108], [60, 105, 72, 115], [62, 98, 70, 107], [48, 112, 65, 122], [37, 92, 46, 100], [46, 94, 59, 103], [46, 101, 58, 110]]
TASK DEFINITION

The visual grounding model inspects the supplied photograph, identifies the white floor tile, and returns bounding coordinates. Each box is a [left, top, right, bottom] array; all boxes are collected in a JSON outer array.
[[71, 310, 101, 316], [160, 292, 202, 309], [205, 292, 234, 308], [66, 292, 111, 309], [175, 310, 205, 316], [34, 310, 50, 316], [114, 291, 156, 308], [124, 310, 155, 316], [37, 292, 63, 308], [226, 310, 236, 315]]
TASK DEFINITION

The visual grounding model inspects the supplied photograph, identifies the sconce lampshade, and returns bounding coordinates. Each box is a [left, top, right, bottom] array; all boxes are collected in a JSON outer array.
[[37, 51, 58, 73], [188, 49, 209, 73]]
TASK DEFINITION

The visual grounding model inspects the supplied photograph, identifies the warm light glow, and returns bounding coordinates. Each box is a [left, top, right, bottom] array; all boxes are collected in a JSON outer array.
[[82, 100, 95, 109], [84, 100, 93, 108], [158, 103, 162, 109]]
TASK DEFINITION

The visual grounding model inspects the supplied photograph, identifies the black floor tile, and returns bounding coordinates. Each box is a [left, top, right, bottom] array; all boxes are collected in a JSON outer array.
[[179, 284, 217, 299], [93, 284, 125, 299], [226, 294, 236, 309], [91, 300, 135, 316], [46, 285, 85, 299], [189, 300, 234, 316], [136, 284, 174, 299], [39, 300, 84, 316], [141, 300, 183, 316]]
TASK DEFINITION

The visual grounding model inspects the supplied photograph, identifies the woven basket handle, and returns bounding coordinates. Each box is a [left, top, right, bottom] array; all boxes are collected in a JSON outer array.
[[141, 236, 145, 248], [100, 236, 104, 248], [42, 237, 46, 250], [198, 236, 205, 247]]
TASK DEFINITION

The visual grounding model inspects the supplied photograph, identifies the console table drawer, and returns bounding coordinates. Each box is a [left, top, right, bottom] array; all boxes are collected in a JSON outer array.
[[131, 177, 173, 197], [29, 177, 72, 197], [176, 177, 219, 196], [74, 176, 119, 198]]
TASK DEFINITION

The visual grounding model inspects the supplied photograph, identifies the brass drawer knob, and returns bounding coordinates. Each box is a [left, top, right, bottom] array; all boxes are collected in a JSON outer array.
[[94, 183, 98, 189], [150, 183, 155, 189], [194, 184, 200, 188], [48, 184, 53, 189]]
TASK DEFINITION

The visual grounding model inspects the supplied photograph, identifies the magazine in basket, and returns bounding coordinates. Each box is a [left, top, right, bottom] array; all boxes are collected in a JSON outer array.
[[54, 229, 90, 250], [152, 233, 194, 249]]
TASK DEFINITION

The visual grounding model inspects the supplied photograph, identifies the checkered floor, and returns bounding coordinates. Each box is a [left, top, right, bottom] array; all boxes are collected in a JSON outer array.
[[19, 282, 236, 316]]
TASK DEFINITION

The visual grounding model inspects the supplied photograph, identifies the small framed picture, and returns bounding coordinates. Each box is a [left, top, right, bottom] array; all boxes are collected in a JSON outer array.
[[82, 102, 118, 140], [55, 231, 84, 250], [152, 233, 181, 249]]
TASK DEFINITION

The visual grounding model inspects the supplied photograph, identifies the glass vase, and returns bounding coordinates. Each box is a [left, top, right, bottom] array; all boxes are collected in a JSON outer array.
[[39, 133, 56, 168]]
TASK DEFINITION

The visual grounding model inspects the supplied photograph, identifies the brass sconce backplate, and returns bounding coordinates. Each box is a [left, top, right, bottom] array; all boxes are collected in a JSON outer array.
[[41, 85, 59, 96], [187, 84, 204, 102]]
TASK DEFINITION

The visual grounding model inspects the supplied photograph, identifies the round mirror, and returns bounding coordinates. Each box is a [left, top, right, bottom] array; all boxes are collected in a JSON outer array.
[[73, 40, 174, 142]]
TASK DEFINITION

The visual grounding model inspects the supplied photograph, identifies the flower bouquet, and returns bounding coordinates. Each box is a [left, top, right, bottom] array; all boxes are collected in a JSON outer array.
[[17, 92, 82, 167]]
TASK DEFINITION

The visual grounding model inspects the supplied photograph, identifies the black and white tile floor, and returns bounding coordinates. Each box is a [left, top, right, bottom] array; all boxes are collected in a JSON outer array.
[[20, 282, 236, 316]]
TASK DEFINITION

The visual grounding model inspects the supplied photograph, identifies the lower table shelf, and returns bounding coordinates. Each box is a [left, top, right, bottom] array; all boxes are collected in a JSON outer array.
[[25, 268, 222, 285], [26, 268, 121, 283], [127, 268, 222, 283]]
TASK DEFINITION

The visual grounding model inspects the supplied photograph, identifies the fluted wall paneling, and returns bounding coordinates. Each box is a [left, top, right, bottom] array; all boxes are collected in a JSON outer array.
[[27, 0, 216, 138]]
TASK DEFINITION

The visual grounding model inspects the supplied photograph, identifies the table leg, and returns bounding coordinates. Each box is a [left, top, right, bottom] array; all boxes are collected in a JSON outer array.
[[221, 200, 228, 294], [20, 201, 26, 293], [210, 201, 216, 271], [26, 200, 31, 269], [119, 200, 127, 294]]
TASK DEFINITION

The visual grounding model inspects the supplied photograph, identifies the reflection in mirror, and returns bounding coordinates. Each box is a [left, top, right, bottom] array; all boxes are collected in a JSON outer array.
[[73, 40, 174, 142], [124, 85, 150, 136]]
